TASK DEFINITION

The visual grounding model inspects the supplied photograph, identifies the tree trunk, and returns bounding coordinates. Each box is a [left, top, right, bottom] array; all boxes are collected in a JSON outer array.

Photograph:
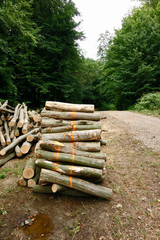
[[41, 110, 100, 121], [40, 169, 112, 200], [45, 101, 94, 113], [54, 141, 101, 152], [23, 158, 35, 179], [0, 107, 14, 114], [39, 140, 105, 159], [0, 152, 15, 167], [9, 104, 21, 127], [0, 130, 6, 147], [4, 121, 11, 145], [17, 108, 24, 128], [15, 144, 23, 157], [42, 129, 101, 142], [0, 127, 40, 156], [41, 118, 101, 128], [17, 177, 27, 187], [28, 167, 40, 188], [41, 123, 101, 134], [36, 150, 105, 169], [35, 159, 103, 179], [22, 103, 29, 134]]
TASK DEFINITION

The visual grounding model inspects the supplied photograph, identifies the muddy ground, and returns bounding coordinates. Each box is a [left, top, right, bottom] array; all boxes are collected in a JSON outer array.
[[0, 111, 160, 240]]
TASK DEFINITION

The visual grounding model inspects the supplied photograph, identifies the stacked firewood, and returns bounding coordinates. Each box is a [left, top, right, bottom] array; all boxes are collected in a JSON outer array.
[[0, 100, 40, 167], [21, 101, 112, 200]]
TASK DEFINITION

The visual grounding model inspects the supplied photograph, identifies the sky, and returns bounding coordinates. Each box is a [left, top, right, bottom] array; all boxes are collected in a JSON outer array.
[[73, 0, 141, 59]]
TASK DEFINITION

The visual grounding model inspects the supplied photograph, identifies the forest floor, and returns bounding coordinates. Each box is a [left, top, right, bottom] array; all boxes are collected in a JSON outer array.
[[0, 111, 160, 240]]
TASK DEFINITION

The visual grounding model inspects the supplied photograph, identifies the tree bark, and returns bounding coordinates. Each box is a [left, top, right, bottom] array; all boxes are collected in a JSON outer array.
[[45, 101, 94, 113], [32, 184, 53, 194], [39, 140, 105, 159], [41, 110, 100, 121], [42, 129, 101, 142], [0, 107, 14, 114], [41, 118, 101, 128], [23, 158, 35, 179], [0, 152, 15, 167], [22, 103, 29, 134], [40, 169, 112, 200], [36, 150, 105, 169], [0, 127, 40, 156], [35, 159, 103, 179]]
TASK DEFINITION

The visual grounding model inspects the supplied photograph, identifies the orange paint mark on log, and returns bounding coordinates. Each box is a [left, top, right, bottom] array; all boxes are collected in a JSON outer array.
[[70, 177, 73, 188]]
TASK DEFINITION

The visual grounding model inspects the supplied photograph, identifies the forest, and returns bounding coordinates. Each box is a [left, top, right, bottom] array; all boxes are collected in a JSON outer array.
[[0, 0, 159, 110]]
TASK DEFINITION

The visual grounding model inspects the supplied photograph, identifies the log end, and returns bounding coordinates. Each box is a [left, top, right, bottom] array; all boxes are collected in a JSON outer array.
[[51, 184, 58, 193], [23, 168, 34, 179], [28, 179, 36, 188], [0, 149, 6, 156]]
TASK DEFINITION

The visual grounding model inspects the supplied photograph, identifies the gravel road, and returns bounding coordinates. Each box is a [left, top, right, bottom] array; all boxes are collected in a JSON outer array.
[[102, 111, 160, 153]]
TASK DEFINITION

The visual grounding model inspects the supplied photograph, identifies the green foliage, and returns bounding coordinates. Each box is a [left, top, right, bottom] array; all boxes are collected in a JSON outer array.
[[134, 92, 160, 111], [99, 3, 160, 110]]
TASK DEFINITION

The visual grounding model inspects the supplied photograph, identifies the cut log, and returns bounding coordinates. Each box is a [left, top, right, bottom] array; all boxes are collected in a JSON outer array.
[[39, 140, 105, 159], [0, 130, 6, 147], [36, 150, 105, 169], [20, 141, 32, 154], [0, 152, 15, 167], [1, 100, 8, 108], [0, 107, 14, 114], [41, 110, 100, 121], [4, 121, 11, 145], [22, 103, 29, 134], [28, 167, 40, 188], [26, 132, 41, 143], [41, 124, 101, 133], [23, 158, 35, 179], [42, 129, 101, 142], [17, 177, 27, 187], [55, 141, 101, 152], [32, 184, 91, 197], [45, 101, 94, 113], [100, 139, 107, 146], [17, 108, 24, 128], [40, 169, 112, 200], [1, 114, 6, 121], [15, 144, 23, 157], [35, 159, 103, 179], [14, 126, 20, 137], [0, 127, 40, 156], [32, 184, 53, 194], [51, 183, 67, 193], [41, 118, 100, 128], [9, 104, 21, 127]]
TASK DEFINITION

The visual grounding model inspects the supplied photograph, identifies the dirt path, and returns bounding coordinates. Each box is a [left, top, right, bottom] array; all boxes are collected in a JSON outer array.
[[0, 111, 160, 240], [103, 111, 160, 153]]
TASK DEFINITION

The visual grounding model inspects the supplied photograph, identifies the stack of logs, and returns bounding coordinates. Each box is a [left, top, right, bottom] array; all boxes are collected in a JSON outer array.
[[21, 101, 112, 200], [0, 100, 40, 167]]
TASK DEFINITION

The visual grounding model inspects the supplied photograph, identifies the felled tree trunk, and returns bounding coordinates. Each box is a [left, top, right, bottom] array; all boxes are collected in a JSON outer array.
[[0, 152, 15, 167], [28, 167, 40, 188], [20, 141, 32, 154], [0, 130, 6, 147], [59, 141, 101, 152], [9, 104, 21, 127], [0, 127, 40, 156], [45, 101, 94, 113], [41, 123, 101, 133], [35, 159, 103, 179], [4, 121, 11, 145], [41, 118, 101, 128], [42, 129, 101, 142], [15, 144, 23, 157], [41, 110, 100, 121], [36, 150, 105, 169], [40, 169, 112, 200], [23, 158, 35, 179], [39, 140, 106, 159]]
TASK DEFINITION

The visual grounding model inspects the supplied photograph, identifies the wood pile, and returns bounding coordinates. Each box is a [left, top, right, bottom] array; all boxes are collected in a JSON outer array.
[[20, 101, 112, 200], [0, 100, 40, 167]]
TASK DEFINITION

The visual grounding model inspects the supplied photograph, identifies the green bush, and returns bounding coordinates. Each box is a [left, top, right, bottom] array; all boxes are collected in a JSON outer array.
[[134, 92, 160, 111]]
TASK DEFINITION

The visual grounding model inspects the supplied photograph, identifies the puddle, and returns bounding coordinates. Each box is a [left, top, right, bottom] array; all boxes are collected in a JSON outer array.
[[20, 213, 54, 240]]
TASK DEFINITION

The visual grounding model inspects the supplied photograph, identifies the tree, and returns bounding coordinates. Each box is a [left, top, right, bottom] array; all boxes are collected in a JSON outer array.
[[99, 3, 160, 109]]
